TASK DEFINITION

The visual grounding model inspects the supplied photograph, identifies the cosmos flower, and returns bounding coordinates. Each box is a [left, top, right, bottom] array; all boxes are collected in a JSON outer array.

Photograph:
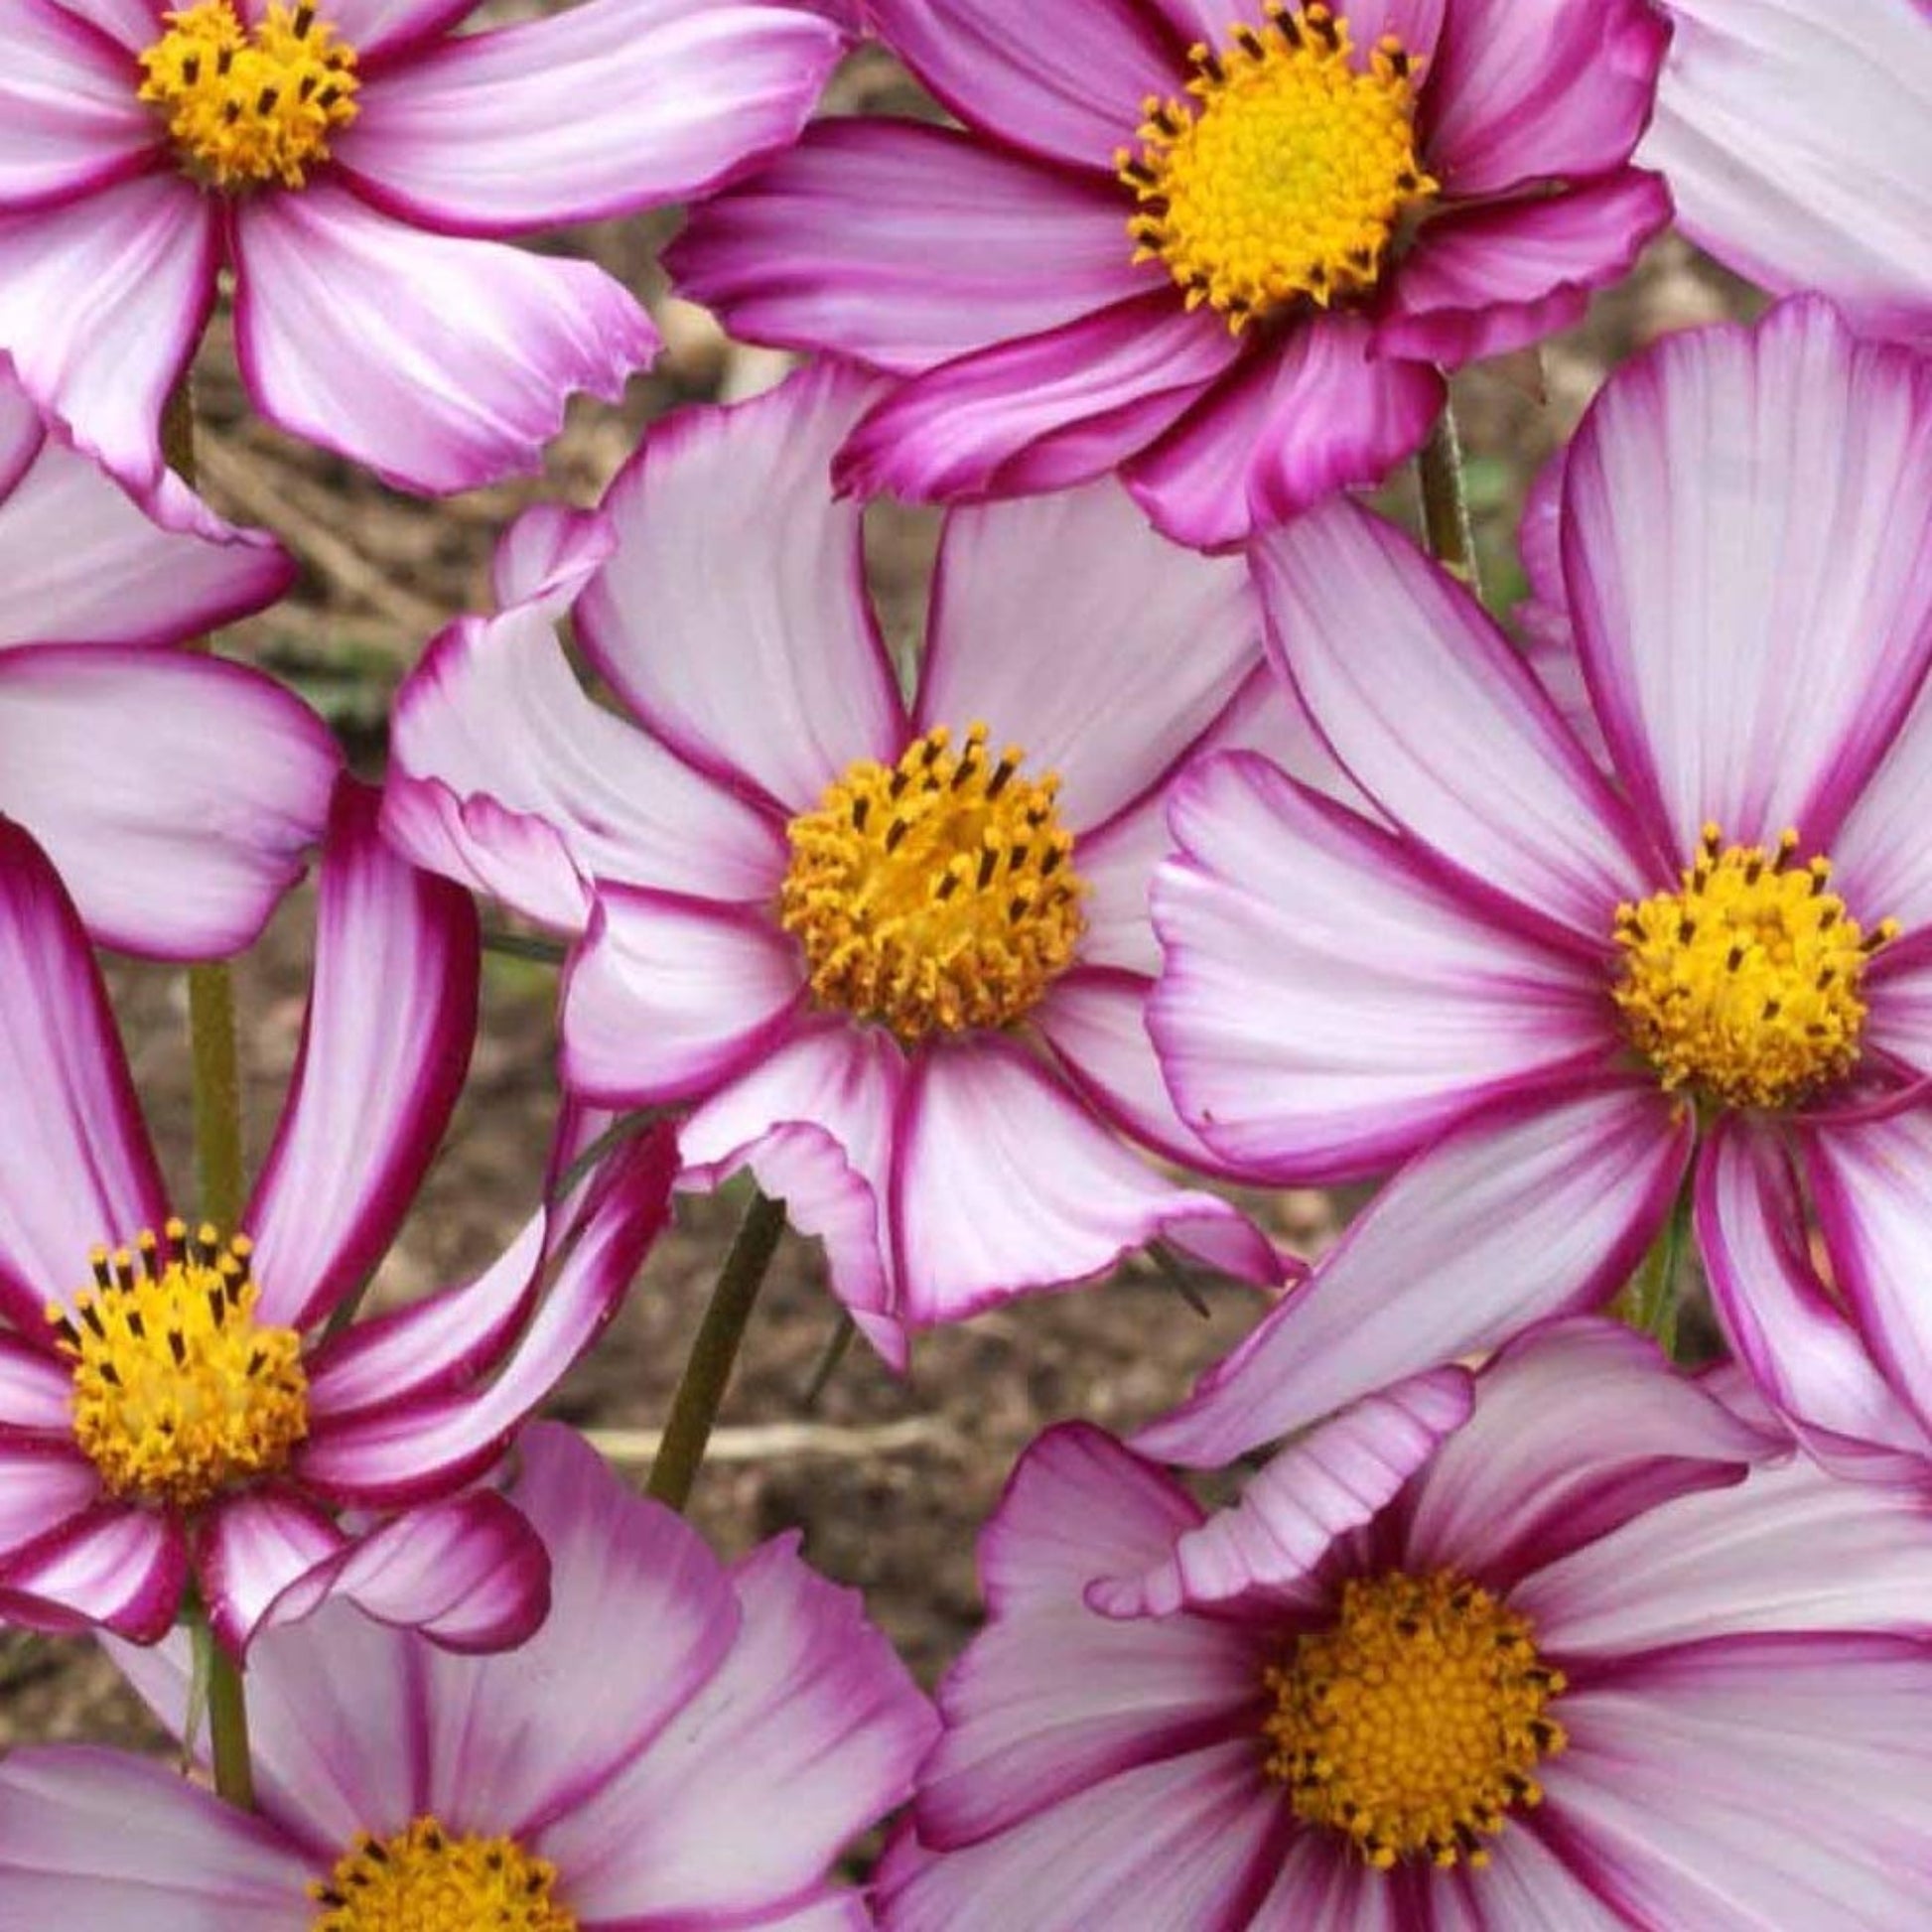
[[1141, 297, 1932, 1470], [0, 358, 336, 957], [0, 782, 675, 1653], [379, 362, 1306, 1361], [0, 0, 851, 493], [0, 1423, 937, 1930], [1638, 0, 1932, 344], [883, 1321, 1932, 1928], [668, 0, 1673, 549]]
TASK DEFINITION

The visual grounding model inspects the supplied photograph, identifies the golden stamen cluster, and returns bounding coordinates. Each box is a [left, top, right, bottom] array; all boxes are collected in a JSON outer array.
[[1612, 823, 1896, 1111], [1118, 2, 1436, 328], [310, 1818, 577, 1932], [1263, 1571, 1568, 1869], [779, 724, 1085, 1041], [51, 1220, 308, 1510], [139, 1, 359, 190]]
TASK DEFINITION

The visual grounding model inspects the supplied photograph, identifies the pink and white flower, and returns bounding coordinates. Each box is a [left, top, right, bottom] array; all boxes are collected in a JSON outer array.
[[1639, 0, 1932, 343], [0, 0, 851, 494], [0, 1422, 937, 1930], [0, 781, 676, 1653], [1143, 297, 1932, 1470], [0, 359, 337, 958], [381, 363, 1301, 1362], [884, 1321, 1932, 1928], [668, 0, 1673, 549]]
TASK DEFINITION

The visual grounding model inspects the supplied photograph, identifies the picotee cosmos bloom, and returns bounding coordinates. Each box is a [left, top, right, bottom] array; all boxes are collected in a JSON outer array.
[[671, 0, 1673, 548]]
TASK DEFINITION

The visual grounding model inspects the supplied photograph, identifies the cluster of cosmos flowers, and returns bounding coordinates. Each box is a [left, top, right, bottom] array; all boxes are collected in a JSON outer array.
[[0, 0, 1928, 1924]]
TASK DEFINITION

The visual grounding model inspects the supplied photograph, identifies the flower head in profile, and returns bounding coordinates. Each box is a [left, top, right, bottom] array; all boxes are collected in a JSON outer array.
[[0, 0, 851, 493], [670, 0, 1672, 549], [379, 364, 1318, 1362], [0, 1423, 936, 1929], [884, 1322, 1932, 1929], [0, 783, 675, 1654], [1142, 297, 1932, 1474]]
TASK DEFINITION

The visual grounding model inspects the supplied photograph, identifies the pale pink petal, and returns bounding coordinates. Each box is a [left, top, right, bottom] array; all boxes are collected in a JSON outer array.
[[244, 782, 476, 1331], [1124, 316, 1447, 550], [339, 0, 843, 231], [0, 1, 161, 212], [741, 1896, 873, 1932], [387, 606, 785, 934], [1242, 1833, 1411, 1930], [1412, 1827, 1624, 1932], [914, 477, 1262, 834], [196, 1488, 344, 1658], [1375, 170, 1672, 366], [1545, 1636, 1932, 1930], [0, 1499, 188, 1641], [0, 1747, 311, 1929], [0, 174, 215, 488], [1866, 947, 1932, 1080], [488, 500, 613, 611], [1148, 0, 1446, 55], [1401, 1318, 1777, 1587], [894, 1037, 1276, 1329], [881, 1744, 1284, 1932], [1136, 1083, 1690, 1465], [862, 0, 1179, 170], [0, 646, 339, 959], [1424, 0, 1670, 197], [576, 361, 904, 814], [272, 0, 473, 61], [1826, 681, 1932, 940], [68, 0, 174, 53], [1697, 1117, 1932, 1479], [0, 818, 167, 1337], [665, 119, 1155, 375], [562, 889, 805, 1107], [1638, 0, 1932, 338], [541, 1533, 935, 1920], [0, 1336, 80, 1438], [1254, 493, 1659, 941], [836, 294, 1239, 509], [1092, 1369, 1475, 1619], [1563, 297, 1932, 861], [0, 1440, 99, 1554], [232, 185, 657, 495], [1151, 753, 1615, 1183]]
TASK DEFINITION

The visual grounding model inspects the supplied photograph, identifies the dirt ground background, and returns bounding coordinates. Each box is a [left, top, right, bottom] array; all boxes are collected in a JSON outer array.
[[0, 33, 1755, 1758]]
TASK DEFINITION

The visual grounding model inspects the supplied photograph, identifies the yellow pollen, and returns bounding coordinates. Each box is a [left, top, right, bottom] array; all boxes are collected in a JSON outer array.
[[1263, 1571, 1567, 1870], [1118, 2, 1436, 328], [311, 1818, 576, 1932], [50, 1219, 308, 1510], [139, 1, 359, 190], [1612, 824, 1897, 1112], [778, 724, 1086, 1041]]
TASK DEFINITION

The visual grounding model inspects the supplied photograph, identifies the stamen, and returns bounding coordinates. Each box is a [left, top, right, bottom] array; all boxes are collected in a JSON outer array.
[[311, 1818, 575, 1932]]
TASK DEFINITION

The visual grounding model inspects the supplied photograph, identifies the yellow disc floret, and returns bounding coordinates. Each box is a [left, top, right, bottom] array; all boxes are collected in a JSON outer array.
[[311, 1818, 577, 1932], [1119, 2, 1436, 328], [51, 1221, 309, 1510], [1264, 1571, 1567, 1869], [139, 2, 359, 190], [779, 724, 1086, 1041], [1612, 824, 1896, 1112]]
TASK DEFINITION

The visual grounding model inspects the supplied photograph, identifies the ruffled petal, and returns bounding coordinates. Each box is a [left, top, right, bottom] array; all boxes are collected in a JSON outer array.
[[195, 1488, 343, 1658], [1150, 752, 1615, 1183], [665, 119, 1154, 375], [231, 184, 656, 495], [0, 646, 338, 959], [0, 1499, 189, 1642], [1136, 1083, 1690, 1465], [339, 0, 843, 231], [576, 361, 905, 814], [0, 1, 162, 212], [244, 781, 478, 1331], [1563, 296, 1932, 862]]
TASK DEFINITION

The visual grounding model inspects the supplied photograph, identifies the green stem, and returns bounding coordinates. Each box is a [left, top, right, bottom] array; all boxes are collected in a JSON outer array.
[[206, 1635, 256, 1812], [646, 1190, 786, 1511], [1417, 404, 1483, 601], [1622, 1179, 1693, 1357]]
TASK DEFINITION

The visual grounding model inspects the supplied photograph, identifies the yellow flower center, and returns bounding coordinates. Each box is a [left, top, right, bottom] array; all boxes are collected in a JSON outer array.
[[1263, 1571, 1567, 1870], [138, 1, 359, 190], [50, 1220, 309, 1511], [1612, 824, 1896, 1112], [778, 724, 1086, 1041], [311, 1819, 576, 1932], [1119, 2, 1436, 329]]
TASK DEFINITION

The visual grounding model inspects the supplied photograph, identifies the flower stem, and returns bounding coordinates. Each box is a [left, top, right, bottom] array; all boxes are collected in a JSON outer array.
[[1621, 1178, 1693, 1358], [162, 385, 249, 1232], [202, 1627, 256, 1811], [646, 1189, 786, 1512], [1417, 403, 1483, 601]]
